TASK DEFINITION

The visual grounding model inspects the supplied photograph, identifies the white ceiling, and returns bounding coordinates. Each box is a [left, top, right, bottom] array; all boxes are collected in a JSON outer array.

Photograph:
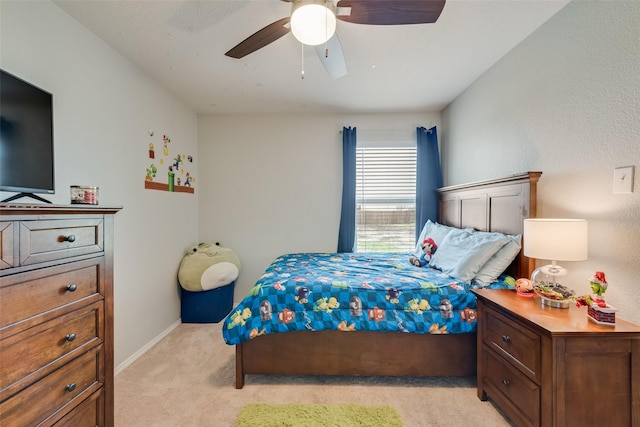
[[54, 0, 569, 114]]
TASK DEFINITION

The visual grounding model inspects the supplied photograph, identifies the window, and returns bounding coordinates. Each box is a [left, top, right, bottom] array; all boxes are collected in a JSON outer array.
[[356, 142, 416, 252]]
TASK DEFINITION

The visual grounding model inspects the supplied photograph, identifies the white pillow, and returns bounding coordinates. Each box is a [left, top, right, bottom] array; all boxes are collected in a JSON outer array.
[[473, 234, 522, 287], [429, 230, 510, 283]]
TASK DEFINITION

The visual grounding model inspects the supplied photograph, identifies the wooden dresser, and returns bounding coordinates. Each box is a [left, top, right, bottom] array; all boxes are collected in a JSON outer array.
[[473, 289, 640, 427], [0, 204, 120, 426]]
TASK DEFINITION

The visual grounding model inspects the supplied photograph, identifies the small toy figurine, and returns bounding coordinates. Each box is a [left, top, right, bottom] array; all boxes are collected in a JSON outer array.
[[575, 271, 609, 308], [589, 271, 608, 297], [514, 278, 534, 297], [409, 237, 438, 267]]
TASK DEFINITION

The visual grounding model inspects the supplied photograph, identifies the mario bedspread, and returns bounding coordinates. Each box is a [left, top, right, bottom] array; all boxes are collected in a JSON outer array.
[[222, 252, 508, 345]]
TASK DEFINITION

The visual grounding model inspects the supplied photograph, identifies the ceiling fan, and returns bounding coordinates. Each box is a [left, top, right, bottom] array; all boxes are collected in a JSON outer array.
[[225, 0, 446, 79]]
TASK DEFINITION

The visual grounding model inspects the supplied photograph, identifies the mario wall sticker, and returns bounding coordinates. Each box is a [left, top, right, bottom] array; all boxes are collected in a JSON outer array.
[[143, 132, 195, 194], [163, 134, 170, 155]]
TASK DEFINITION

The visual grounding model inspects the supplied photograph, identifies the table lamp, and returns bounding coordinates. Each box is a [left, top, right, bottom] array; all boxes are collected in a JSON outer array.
[[523, 219, 588, 304]]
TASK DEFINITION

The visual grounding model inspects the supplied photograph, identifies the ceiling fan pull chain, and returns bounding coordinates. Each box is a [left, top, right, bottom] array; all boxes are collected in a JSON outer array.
[[301, 43, 305, 79], [325, 0, 330, 58], [325, 0, 329, 56]]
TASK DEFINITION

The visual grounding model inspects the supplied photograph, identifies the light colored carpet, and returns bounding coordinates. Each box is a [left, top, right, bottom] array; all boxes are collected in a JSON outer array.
[[234, 403, 403, 427], [115, 322, 513, 426]]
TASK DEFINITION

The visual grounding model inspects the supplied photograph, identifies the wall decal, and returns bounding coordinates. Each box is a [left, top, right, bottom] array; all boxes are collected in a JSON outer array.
[[144, 133, 195, 194]]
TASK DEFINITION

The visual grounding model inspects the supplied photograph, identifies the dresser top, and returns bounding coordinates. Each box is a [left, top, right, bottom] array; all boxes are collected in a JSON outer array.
[[1, 203, 122, 215], [473, 289, 640, 334]]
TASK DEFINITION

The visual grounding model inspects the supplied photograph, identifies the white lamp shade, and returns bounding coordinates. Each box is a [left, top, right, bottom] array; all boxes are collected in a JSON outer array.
[[523, 219, 588, 261], [291, 1, 337, 46]]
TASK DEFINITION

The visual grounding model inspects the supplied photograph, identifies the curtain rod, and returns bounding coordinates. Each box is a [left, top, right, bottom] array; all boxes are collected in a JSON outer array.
[[338, 125, 434, 134]]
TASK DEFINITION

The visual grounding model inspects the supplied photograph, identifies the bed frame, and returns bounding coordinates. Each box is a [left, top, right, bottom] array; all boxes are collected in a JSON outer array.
[[235, 172, 542, 388]]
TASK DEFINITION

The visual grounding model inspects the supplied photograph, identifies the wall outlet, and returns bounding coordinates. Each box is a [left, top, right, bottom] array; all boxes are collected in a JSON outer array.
[[613, 166, 634, 194]]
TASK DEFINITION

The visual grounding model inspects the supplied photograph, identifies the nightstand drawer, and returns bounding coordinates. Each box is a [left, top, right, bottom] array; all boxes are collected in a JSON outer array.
[[0, 302, 103, 393], [0, 258, 103, 329], [483, 347, 540, 427], [484, 307, 540, 381], [0, 346, 102, 427], [19, 218, 104, 266]]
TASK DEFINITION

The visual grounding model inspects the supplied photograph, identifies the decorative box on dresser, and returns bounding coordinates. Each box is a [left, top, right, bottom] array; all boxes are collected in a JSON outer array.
[[472, 289, 640, 427], [0, 204, 120, 426]]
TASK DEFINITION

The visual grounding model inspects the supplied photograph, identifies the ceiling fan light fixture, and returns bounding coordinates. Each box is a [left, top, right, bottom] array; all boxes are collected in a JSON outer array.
[[290, 0, 337, 46]]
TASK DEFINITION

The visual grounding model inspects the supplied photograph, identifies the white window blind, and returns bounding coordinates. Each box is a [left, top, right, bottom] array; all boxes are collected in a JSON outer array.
[[356, 146, 416, 252]]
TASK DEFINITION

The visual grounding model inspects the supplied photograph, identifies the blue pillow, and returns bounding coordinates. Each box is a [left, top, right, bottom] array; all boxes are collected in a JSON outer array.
[[429, 229, 510, 283], [473, 234, 522, 287]]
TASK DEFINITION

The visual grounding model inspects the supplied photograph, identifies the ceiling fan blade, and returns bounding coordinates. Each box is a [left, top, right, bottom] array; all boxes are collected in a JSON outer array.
[[225, 17, 291, 59], [336, 0, 446, 25], [314, 34, 347, 79]]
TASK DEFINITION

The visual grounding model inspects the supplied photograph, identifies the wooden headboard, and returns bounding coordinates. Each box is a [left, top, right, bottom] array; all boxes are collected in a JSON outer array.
[[437, 171, 542, 280]]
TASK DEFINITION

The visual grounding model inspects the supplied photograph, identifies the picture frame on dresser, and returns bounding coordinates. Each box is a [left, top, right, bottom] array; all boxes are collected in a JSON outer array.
[[0, 204, 121, 427]]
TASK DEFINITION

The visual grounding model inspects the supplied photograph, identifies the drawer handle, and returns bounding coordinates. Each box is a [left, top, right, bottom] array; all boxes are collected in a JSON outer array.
[[65, 333, 77, 342], [65, 383, 77, 393], [66, 283, 78, 292], [62, 234, 76, 243], [502, 379, 510, 387], [501, 335, 511, 344]]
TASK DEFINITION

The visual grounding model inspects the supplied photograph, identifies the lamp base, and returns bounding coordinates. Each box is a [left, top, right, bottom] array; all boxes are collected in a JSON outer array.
[[540, 297, 571, 309], [531, 264, 567, 287], [532, 264, 574, 309]]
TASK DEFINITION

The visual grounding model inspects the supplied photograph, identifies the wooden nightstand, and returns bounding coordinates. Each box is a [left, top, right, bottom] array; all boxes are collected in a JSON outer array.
[[472, 289, 640, 427]]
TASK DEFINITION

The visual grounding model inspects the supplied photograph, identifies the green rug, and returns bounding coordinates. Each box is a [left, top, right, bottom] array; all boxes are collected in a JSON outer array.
[[234, 403, 404, 427]]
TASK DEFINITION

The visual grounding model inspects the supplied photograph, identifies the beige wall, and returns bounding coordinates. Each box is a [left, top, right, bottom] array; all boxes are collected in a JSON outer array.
[[197, 113, 440, 299], [1, 1, 200, 368], [442, 1, 640, 324]]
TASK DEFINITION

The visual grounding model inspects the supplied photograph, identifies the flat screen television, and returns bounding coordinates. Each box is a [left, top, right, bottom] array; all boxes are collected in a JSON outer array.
[[0, 69, 55, 203]]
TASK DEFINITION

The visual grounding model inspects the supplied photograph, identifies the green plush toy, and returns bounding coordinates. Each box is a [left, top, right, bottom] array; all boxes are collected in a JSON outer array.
[[178, 242, 241, 292]]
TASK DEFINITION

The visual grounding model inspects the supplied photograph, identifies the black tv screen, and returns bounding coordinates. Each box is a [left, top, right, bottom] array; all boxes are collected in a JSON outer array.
[[0, 69, 55, 199]]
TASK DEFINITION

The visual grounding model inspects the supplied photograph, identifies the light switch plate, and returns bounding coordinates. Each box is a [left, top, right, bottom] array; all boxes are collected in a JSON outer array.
[[613, 166, 634, 194]]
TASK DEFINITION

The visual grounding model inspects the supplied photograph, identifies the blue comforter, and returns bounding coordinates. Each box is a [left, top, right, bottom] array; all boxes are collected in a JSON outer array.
[[222, 252, 511, 345]]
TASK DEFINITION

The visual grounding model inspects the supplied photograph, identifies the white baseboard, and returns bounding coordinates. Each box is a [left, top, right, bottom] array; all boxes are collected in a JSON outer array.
[[115, 319, 182, 376]]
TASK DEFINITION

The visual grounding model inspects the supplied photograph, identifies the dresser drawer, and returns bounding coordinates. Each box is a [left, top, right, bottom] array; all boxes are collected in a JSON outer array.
[[0, 346, 102, 427], [53, 389, 104, 427], [0, 302, 103, 394], [19, 218, 104, 266], [0, 258, 103, 330], [483, 347, 540, 427], [484, 307, 540, 381]]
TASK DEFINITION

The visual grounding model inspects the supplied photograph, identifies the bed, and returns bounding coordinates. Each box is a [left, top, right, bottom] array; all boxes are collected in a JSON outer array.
[[224, 172, 541, 389]]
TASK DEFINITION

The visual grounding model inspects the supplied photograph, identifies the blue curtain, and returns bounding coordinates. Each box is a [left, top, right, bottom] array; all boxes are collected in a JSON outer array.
[[415, 126, 443, 240], [337, 126, 357, 252]]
